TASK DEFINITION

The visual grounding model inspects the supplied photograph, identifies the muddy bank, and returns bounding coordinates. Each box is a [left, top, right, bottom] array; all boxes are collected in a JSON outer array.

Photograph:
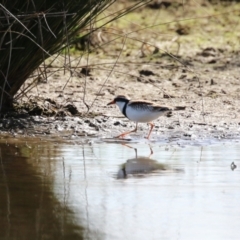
[[0, 105, 239, 143], [1, 49, 240, 142], [1, 49, 239, 142]]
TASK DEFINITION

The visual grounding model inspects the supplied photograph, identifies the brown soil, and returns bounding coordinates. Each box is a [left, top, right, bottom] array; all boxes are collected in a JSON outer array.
[[1, 1, 240, 143]]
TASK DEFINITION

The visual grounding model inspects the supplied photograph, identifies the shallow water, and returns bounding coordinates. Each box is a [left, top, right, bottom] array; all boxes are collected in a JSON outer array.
[[0, 137, 240, 240]]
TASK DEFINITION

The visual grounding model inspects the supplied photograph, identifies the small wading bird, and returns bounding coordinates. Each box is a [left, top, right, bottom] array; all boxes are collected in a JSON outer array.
[[107, 95, 171, 139]]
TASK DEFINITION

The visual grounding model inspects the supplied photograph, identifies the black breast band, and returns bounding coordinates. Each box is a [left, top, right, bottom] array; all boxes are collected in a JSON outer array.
[[122, 102, 128, 118]]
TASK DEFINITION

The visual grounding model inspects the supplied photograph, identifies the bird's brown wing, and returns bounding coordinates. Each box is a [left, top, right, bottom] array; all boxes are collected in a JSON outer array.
[[129, 100, 170, 112]]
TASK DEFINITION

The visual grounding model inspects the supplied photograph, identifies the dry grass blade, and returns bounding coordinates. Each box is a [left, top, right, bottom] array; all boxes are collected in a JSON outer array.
[[0, 0, 119, 112]]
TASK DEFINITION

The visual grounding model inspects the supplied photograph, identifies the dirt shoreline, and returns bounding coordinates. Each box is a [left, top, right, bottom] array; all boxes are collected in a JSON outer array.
[[1, 50, 240, 143], [0, 87, 239, 144], [1, 48, 240, 143]]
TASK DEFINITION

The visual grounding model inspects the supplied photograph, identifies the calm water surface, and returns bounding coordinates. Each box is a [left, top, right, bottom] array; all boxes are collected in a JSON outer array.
[[0, 137, 240, 240]]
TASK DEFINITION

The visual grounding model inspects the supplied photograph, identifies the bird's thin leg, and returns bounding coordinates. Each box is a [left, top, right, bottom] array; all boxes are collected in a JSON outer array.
[[122, 143, 138, 158], [116, 123, 138, 138], [145, 122, 154, 139], [148, 144, 153, 158]]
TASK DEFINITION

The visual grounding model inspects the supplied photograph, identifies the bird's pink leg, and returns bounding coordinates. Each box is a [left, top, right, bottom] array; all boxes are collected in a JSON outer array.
[[116, 123, 138, 138], [145, 122, 154, 139]]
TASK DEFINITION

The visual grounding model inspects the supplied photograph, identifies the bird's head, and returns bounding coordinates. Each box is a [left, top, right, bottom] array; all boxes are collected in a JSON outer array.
[[107, 95, 130, 106]]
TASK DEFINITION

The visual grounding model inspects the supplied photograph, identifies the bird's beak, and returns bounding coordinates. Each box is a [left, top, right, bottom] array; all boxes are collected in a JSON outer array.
[[107, 100, 115, 106]]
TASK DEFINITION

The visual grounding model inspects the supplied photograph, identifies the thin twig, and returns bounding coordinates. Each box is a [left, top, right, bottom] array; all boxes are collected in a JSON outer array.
[[0, 4, 36, 38], [43, 12, 57, 39], [87, 34, 127, 113]]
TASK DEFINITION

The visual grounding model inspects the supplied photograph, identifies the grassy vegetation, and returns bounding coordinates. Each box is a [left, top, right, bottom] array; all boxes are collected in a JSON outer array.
[[84, 0, 240, 57]]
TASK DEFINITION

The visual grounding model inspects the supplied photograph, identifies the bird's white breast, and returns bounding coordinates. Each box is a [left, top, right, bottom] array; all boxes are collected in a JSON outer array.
[[126, 106, 165, 123], [115, 101, 167, 123], [115, 101, 126, 113]]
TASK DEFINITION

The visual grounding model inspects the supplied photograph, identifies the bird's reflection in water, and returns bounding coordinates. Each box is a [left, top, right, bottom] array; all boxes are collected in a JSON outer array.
[[117, 144, 169, 179]]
